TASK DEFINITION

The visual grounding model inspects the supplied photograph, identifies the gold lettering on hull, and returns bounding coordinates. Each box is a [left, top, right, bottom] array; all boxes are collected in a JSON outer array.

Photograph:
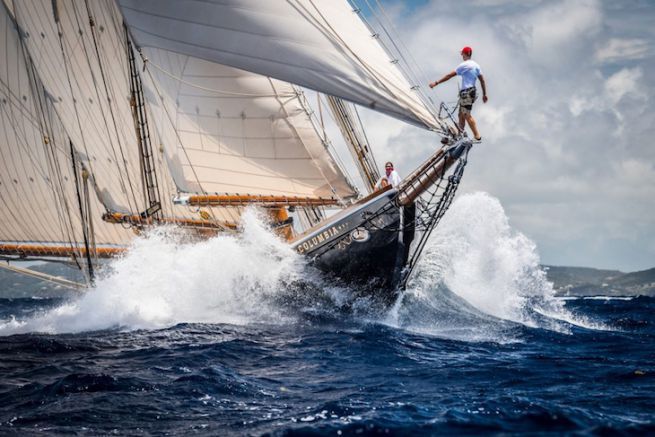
[[295, 222, 348, 254]]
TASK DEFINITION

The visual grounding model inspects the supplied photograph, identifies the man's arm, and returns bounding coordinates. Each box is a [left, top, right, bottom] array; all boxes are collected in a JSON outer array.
[[429, 71, 456, 88], [479, 74, 488, 103]]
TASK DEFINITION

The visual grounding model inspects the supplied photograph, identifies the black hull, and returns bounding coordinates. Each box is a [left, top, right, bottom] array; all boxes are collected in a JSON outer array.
[[291, 190, 414, 302]]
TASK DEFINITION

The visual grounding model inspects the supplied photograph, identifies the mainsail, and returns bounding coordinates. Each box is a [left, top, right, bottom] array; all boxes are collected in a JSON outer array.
[[0, 0, 237, 269], [117, 0, 441, 130], [0, 3, 134, 254]]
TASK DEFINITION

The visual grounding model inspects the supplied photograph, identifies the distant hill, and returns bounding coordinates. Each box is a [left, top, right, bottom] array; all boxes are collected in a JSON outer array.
[[544, 265, 655, 297]]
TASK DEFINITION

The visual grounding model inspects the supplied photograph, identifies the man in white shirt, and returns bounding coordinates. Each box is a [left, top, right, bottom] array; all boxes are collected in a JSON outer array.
[[429, 46, 488, 141], [375, 161, 402, 189]]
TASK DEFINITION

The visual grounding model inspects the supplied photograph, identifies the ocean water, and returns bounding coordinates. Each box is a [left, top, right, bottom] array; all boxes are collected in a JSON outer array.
[[1, 193, 653, 435]]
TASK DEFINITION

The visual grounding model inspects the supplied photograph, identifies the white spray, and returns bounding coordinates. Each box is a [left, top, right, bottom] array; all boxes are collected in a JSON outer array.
[[1, 194, 600, 337], [0, 210, 302, 334], [402, 192, 599, 333]]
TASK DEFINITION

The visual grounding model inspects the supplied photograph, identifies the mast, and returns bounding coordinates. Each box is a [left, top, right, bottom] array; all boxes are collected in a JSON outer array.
[[126, 27, 162, 220], [326, 96, 380, 192], [69, 140, 95, 284]]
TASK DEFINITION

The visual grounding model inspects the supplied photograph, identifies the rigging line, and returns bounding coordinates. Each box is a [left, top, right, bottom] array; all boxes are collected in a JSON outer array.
[[329, 96, 380, 191], [88, 6, 143, 172], [69, 139, 95, 284], [80, 0, 142, 213], [352, 103, 380, 172], [125, 27, 163, 216], [353, 1, 440, 124], [326, 96, 369, 189], [136, 51, 242, 230], [402, 149, 469, 287], [362, 0, 439, 115], [82, 167, 98, 264], [0, 89, 50, 181], [45, 121, 87, 256], [369, 0, 435, 94], [0, 80, 42, 127]]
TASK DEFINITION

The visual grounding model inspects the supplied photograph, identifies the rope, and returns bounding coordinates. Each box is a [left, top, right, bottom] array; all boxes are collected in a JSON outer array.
[[400, 145, 471, 289]]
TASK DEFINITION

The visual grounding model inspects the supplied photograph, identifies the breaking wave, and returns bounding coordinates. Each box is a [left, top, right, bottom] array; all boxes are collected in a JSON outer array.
[[389, 192, 602, 338], [0, 194, 601, 338]]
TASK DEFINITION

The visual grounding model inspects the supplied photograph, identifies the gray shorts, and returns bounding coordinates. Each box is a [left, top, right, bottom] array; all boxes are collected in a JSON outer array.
[[458, 87, 477, 114]]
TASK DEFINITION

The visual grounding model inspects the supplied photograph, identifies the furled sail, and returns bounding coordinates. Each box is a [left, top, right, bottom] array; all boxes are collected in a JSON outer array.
[[139, 48, 358, 199], [118, 0, 440, 130]]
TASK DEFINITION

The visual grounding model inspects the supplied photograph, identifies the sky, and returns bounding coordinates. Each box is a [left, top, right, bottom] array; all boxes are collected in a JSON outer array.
[[350, 0, 655, 272]]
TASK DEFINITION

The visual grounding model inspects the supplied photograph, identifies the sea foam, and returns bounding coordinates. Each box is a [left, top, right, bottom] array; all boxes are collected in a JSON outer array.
[[0, 194, 601, 337], [395, 192, 602, 335]]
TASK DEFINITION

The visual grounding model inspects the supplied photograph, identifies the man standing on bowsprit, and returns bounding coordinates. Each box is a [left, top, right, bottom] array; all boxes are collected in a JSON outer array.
[[429, 46, 488, 141]]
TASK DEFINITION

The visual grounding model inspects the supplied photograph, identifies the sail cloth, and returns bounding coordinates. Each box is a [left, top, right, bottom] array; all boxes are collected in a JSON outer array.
[[10, 0, 150, 215], [118, 0, 440, 131], [140, 48, 357, 198], [7, 1, 239, 233], [0, 4, 134, 247]]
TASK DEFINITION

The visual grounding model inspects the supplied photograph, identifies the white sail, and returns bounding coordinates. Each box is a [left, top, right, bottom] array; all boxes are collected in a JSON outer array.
[[11, 0, 150, 215], [118, 0, 440, 130], [140, 48, 357, 199], [6, 1, 239, 238], [0, 5, 134, 247]]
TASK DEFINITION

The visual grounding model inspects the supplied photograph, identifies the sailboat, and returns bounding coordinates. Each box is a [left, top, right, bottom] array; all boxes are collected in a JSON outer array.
[[0, 0, 472, 301]]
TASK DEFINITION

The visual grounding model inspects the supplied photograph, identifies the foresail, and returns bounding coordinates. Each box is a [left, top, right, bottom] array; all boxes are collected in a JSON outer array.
[[118, 0, 440, 130], [140, 48, 358, 199]]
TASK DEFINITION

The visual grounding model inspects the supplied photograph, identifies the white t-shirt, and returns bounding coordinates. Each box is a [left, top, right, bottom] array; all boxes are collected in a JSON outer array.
[[456, 60, 482, 90], [375, 170, 402, 189]]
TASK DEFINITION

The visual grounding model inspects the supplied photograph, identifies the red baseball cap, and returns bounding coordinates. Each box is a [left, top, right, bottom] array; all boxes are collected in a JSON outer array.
[[461, 46, 473, 55]]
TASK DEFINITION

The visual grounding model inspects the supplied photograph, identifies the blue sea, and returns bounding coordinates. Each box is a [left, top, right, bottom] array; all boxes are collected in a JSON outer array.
[[1, 194, 653, 435]]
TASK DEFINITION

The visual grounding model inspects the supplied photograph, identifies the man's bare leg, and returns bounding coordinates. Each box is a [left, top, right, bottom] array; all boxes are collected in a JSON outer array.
[[458, 111, 466, 133], [465, 113, 481, 140]]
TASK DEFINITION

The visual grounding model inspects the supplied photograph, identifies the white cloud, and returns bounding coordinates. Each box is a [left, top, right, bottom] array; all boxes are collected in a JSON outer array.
[[604, 67, 643, 104], [371, 0, 655, 270], [505, 0, 603, 66], [596, 38, 650, 63]]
